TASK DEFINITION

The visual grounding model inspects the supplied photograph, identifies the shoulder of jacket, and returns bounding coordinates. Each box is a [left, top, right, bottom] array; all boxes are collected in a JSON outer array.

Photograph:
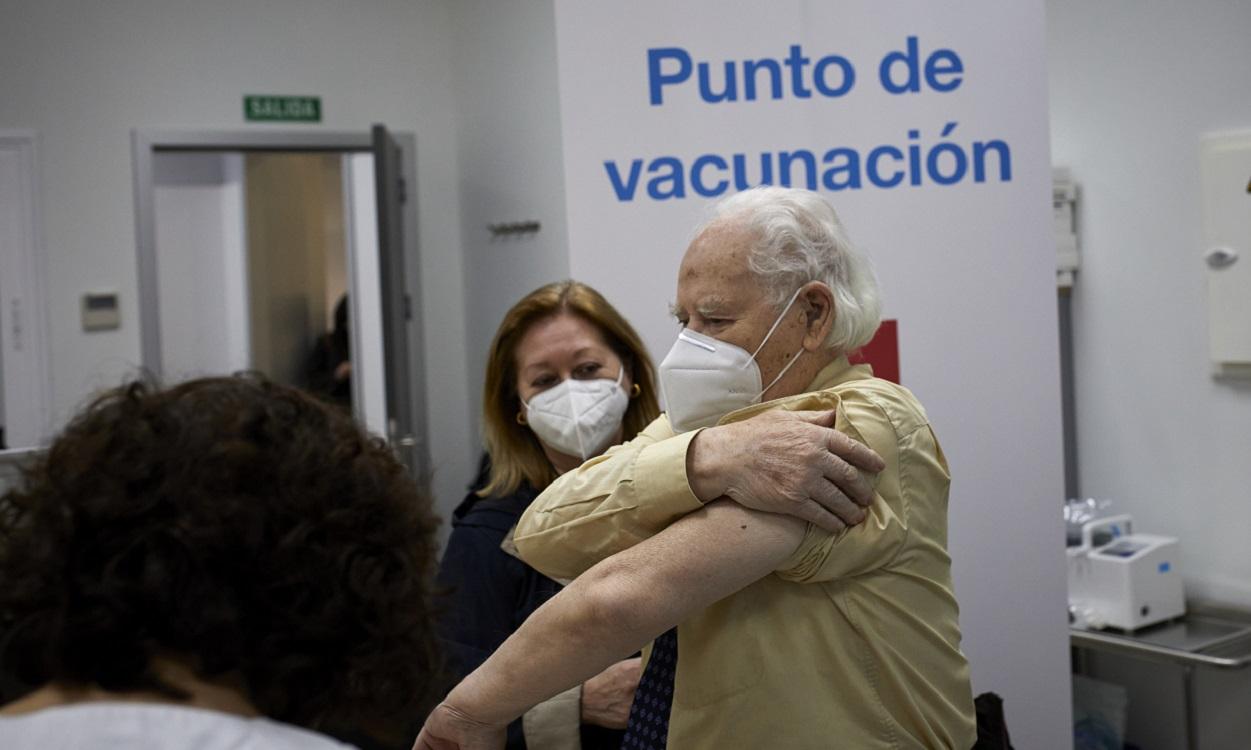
[[825, 377, 931, 438], [453, 492, 531, 533]]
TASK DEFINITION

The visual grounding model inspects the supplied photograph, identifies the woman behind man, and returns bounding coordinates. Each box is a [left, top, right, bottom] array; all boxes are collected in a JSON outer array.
[[0, 376, 442, 749], [437, 280, 659, 750]]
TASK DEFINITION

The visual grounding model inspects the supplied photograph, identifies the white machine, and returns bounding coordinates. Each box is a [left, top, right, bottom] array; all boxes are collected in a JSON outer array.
[[1067, 515, 1186, 631]]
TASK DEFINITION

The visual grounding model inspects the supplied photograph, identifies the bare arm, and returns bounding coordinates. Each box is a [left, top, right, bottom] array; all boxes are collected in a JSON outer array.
[[415, 502, 805, 749]]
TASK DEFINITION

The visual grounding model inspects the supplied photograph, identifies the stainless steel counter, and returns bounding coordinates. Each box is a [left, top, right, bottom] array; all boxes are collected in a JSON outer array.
[[1071, 612, 1251, 669], [1071, 608, 1251, 750]]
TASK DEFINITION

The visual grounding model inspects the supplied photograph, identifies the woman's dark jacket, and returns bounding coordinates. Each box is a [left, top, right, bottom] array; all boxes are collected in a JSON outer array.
[[435, 474, 622, 750]]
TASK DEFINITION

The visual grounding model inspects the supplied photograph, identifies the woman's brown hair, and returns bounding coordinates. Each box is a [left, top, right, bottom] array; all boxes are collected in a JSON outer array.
[[479, 280, 660, 498]]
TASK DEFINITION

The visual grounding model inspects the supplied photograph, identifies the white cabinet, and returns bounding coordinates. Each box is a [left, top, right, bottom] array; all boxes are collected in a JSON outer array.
[[1202, 132, 1251, 377]]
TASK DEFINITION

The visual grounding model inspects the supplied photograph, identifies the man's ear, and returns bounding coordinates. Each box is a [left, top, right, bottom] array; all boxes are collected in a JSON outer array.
[[799, 282, 835, 352]]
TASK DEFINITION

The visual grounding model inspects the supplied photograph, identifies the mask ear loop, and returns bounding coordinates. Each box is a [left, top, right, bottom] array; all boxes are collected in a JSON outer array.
[[747, 286, 807, 363], [749, 286, 809, 399], [758, 348, 805, 399]]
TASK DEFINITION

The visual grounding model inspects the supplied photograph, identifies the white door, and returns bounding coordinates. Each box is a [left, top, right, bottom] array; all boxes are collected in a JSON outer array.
[[343, 151, 388, 439], [0, 132, 52, 449]]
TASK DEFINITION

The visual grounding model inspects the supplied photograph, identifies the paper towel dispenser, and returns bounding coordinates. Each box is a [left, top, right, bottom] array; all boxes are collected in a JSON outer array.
[[1201, 131, 1251, 378]]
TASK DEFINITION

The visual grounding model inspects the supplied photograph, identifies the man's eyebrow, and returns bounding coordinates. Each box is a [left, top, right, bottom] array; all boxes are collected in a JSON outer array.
[[695, 297, 730, 315], [670, 297, 733, 319]]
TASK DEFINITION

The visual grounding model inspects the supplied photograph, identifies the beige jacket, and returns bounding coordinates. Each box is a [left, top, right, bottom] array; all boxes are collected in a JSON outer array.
[[516, 357, 977, 749]]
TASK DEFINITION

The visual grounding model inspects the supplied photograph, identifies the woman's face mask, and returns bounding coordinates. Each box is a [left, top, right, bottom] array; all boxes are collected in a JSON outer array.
[[658, 287, 806, 433], [523, 369, 629, 460]]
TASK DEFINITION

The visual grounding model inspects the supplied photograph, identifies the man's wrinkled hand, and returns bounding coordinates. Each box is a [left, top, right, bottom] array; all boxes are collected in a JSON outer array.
[[581, 657, 642, 729], [687, 408, 885, 534], [413, 702, 506, 750]]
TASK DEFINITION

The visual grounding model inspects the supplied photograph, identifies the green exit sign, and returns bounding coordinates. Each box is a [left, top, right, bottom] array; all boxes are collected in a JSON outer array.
[[244, 95, 321, 123]]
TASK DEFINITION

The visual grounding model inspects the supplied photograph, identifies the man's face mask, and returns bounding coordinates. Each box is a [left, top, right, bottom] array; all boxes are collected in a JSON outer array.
[[658, 287, 806, 433], [523, 369, 630, 460]]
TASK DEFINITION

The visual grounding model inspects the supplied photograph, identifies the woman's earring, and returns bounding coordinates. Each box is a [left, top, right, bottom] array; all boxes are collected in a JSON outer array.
[[516, 410, 528, 425], [631, 383, 641, 398]]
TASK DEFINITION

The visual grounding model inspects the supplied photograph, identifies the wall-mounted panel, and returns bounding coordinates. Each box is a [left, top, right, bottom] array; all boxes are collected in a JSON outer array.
[[1201, 131, 1251, 377]]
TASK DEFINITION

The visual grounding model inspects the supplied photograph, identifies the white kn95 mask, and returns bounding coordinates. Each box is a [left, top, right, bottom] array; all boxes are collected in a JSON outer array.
[[523, 369, 630, 460], [658, 287, 806, 433]]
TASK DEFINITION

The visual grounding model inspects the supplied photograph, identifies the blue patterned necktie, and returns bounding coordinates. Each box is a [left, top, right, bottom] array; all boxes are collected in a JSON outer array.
[[622, 627, 678, 749]]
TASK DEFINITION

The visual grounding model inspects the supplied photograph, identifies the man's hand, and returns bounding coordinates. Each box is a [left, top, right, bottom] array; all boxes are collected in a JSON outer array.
[[413, 702, 506, 750], [581, 657, 642, 729], [686, 409, 885, 534]]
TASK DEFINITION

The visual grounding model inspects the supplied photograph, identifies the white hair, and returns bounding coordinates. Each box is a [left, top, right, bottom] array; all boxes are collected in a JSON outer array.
[[699, 186, 882, 354]]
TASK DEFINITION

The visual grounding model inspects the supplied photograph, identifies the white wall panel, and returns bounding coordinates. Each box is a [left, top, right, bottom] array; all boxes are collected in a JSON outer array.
[[0, 0, 474, 537]]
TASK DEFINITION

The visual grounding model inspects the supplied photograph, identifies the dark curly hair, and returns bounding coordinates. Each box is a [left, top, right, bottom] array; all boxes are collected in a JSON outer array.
[[0, 375, 441, 737]]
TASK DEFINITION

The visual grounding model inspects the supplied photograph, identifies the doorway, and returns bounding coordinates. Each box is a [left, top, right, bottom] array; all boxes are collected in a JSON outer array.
[[0, 131, 52, 451], [131, 128, 427, 475]]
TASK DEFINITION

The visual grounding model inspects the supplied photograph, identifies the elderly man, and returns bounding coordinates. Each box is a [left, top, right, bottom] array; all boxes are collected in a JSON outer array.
[[417, 187, 976, 749]]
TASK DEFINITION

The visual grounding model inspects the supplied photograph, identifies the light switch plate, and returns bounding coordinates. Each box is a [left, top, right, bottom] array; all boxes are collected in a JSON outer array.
[[81, 292, 120, 332]]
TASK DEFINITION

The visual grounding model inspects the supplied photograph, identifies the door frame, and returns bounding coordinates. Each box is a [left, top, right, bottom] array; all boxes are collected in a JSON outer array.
[[130, 129, 428, 473], [0, 130, 53, 448]]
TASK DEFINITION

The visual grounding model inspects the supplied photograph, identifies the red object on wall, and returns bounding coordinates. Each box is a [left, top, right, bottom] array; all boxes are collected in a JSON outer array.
[[848, 319, 899, 384]]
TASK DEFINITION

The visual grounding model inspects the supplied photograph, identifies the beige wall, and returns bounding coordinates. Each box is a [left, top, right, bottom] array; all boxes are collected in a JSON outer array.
[[321, 155, 349, 332], [244, 153, 344, 387]]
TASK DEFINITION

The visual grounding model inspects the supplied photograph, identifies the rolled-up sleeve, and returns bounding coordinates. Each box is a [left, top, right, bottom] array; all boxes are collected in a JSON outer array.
[[775, 394, 910, 582], [515, 415, 705, 581]]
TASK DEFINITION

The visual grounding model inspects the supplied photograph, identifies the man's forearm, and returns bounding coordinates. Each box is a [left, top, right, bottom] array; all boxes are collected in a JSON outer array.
[[443, 502, 805, 728]]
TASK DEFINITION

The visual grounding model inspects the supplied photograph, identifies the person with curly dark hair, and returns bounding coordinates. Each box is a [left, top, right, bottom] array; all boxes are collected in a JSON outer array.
[[0, 375, 442, 749]]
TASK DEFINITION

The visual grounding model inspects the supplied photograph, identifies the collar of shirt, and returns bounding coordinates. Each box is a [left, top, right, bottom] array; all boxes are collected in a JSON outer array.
[[713, 355, 869, 427], [802, 355, 872, 392]]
